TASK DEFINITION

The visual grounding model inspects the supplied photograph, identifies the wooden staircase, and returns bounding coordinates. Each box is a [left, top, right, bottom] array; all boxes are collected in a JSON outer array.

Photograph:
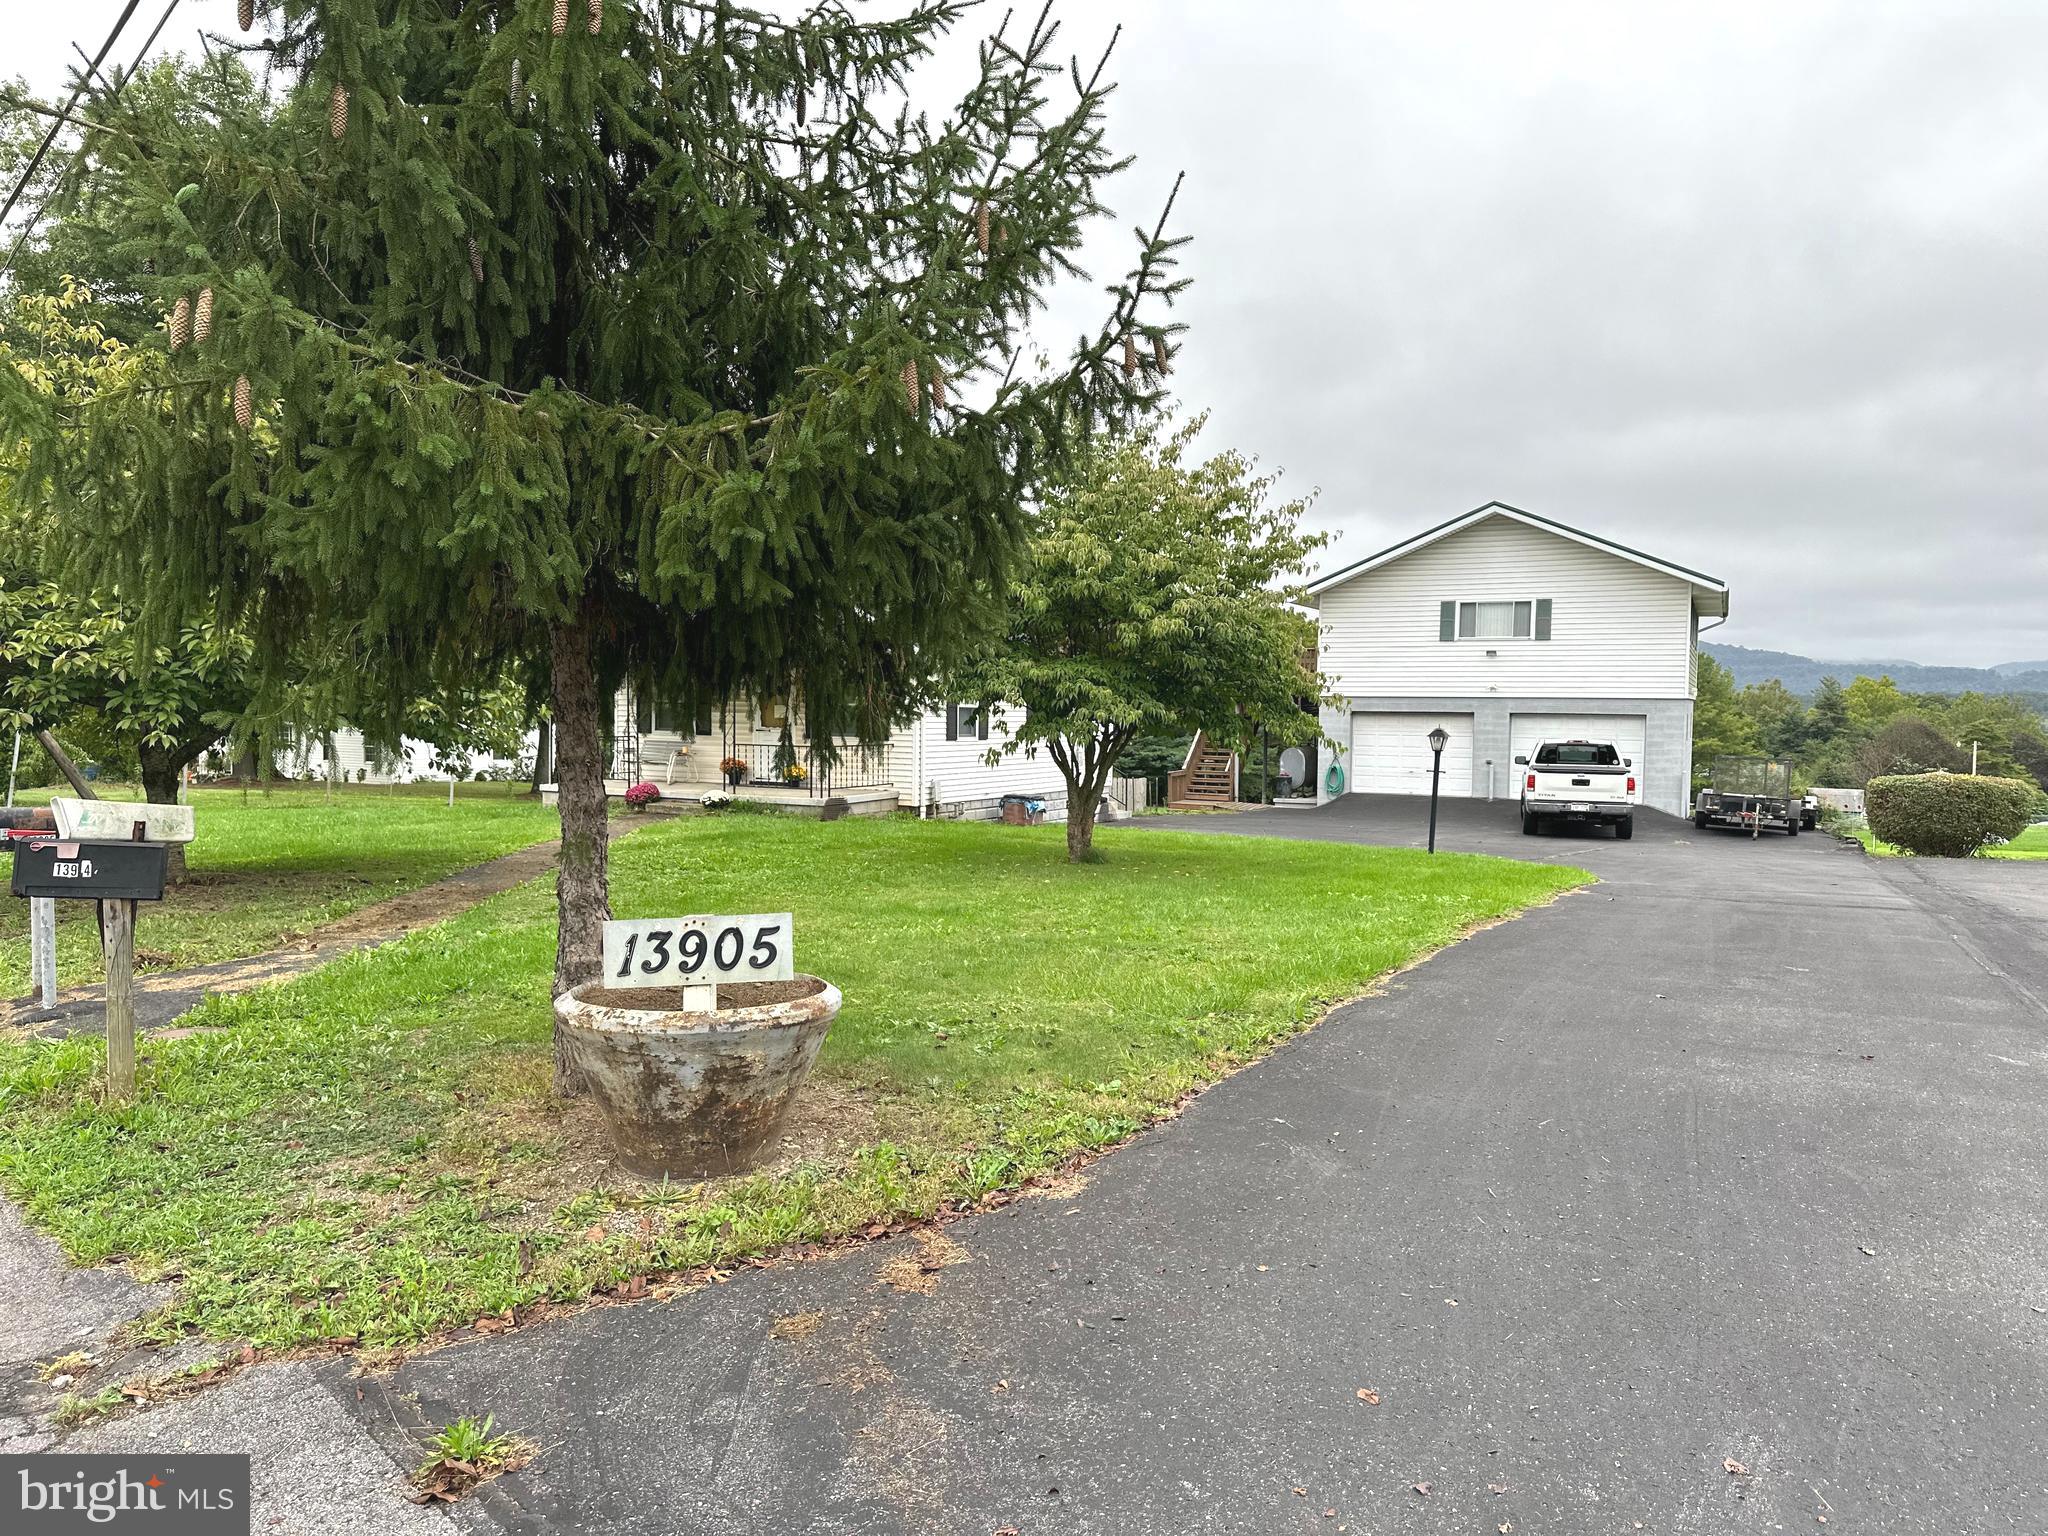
[[1167, 731, 1239, 807]]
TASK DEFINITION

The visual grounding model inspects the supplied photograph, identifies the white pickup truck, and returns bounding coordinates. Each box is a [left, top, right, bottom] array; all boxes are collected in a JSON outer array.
[[1516, 739, 1638, 839]]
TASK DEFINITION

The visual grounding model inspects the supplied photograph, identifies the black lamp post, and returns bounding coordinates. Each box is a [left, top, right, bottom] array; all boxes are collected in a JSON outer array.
[[1425, 725, 1449, 853]]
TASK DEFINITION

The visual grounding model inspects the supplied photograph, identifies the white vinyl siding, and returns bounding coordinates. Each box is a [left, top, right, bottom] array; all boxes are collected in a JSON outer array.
[[1317, 516, 1696, 698], [914, 705, 1067, 810], [1349, 712, 1473, 797]]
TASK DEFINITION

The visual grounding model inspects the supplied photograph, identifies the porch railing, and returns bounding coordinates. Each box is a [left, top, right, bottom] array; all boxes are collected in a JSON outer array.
[[718, 741, 893, 797]]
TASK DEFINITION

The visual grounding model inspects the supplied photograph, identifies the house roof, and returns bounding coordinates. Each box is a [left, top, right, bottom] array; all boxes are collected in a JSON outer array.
[[1304, 501, 1730, 618]]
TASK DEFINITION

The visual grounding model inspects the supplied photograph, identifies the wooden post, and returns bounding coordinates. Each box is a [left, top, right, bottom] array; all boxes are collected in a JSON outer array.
[[35, 729, 97, 801], [102, 898, 136, 1100]]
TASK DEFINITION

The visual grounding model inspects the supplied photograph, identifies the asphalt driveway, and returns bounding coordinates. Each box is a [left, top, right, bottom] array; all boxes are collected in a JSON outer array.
[[95, 796, 2046, 1531]]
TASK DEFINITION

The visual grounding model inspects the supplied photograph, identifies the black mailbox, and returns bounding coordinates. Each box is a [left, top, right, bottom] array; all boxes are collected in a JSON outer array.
[[10, 839, 170, 902]]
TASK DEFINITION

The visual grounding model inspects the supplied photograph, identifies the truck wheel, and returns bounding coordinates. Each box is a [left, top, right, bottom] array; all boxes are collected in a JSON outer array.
[[1615, 817, 1634, 840]]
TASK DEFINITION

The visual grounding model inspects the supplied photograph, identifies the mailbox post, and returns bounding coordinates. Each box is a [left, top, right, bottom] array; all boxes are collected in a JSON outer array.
[[8, 798, 193, 1100]]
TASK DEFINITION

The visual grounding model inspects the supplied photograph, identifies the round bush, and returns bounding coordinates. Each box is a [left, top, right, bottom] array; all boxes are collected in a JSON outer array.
[[1865, 772, 2034, 857]]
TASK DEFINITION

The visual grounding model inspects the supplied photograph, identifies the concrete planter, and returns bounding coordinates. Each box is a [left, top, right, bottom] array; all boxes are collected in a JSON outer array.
[[555, 976, 840, 1178]]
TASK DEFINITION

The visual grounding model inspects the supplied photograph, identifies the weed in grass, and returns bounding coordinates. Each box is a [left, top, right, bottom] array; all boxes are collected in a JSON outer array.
[[52, 1387, 123, 1428]]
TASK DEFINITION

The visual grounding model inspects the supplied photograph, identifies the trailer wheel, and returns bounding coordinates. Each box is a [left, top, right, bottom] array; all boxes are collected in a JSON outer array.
[[1615, 817, 1634, 840], [1694, 811, 1709, 830], [1786, 817, 1800, 836]]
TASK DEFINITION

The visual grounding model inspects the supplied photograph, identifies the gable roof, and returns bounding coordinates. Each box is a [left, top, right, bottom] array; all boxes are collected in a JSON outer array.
[[1305, 501, 1729, 617]]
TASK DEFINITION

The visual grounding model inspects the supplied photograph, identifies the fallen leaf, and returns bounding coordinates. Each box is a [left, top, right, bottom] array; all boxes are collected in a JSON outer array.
[[994, 1527, 1021, 1535], [1500, 1523, 1513, 1534], [1724, 1457, 1749, 1476], [1489, 1482, 1510, 1494], [1257, 1265, 1270, 1273], [1291, 1486, 1307, 1497], [1323, 1509, 1337, 1518], [1355, 1388, 1380, 1404], [1858, 1246, 1876, 1257], [583, 1224, 605, 1243], [238, 1344, 257, 1365], [992, 1379, 1010, 1393], [1412, 1482, 1432, 1496]]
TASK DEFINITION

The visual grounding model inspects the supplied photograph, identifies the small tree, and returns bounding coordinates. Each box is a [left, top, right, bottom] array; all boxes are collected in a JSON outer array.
[[956, 418, 1327, 861]]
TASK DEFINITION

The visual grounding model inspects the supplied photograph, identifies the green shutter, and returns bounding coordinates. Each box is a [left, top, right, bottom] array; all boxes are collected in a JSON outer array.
[[635, 694, 652, 734], [1439, 601, 1455, 642], [1534, 598, 1552, 641]]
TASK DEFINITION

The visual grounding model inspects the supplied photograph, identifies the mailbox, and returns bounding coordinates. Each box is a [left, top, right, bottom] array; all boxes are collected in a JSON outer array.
[[9, 839, 170, 902]]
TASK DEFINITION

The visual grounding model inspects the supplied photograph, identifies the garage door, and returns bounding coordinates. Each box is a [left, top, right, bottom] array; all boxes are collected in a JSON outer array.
[[1509, 714, 1647, 777], [1350, 712, 1473, 796]]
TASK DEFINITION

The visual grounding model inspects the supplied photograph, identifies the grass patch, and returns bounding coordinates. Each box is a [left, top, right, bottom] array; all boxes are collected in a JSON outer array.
[[0, 816, 1585, 1350], [1983, 824, 2048, 861], [1824, 811, 1901, 857], [0, 786, 558, 987]]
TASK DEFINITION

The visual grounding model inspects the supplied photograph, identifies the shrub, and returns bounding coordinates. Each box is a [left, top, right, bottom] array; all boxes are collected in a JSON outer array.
[[623, 780, 662, 810], [1865, 773, 2033, 856]]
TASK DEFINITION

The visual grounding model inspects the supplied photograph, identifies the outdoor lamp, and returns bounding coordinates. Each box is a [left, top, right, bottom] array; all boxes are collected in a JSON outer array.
[[1425, 726, 1449, 853]]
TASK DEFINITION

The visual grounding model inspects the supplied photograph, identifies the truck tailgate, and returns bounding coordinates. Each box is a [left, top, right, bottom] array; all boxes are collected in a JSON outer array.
[[1527, 767, 1632, 807]]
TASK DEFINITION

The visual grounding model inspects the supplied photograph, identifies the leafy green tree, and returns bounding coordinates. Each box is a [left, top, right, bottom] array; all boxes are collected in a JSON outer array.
[[1691, 652, 1755, 777], [954, 418, 1327, 861], [1843, 675, 1910, 735], [1737, 677, 1809, 759], [9, 2, 1185, 1088]]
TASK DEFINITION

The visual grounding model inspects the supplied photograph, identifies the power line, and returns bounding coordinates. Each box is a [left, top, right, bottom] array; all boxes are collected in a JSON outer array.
[[0, 0, 180, 285]]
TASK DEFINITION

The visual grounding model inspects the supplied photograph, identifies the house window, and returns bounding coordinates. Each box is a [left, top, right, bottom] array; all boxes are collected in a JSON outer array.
[[757, 697, 789, 731], [637, 697, 716, 737], [1442, 598, 1551, 641], [1459, 600, 1532, 640], [945, 703, 990, 742]]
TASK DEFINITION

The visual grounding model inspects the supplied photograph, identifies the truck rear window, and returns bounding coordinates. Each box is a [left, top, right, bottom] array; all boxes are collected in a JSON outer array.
[[1534, 742, 1619, 766]]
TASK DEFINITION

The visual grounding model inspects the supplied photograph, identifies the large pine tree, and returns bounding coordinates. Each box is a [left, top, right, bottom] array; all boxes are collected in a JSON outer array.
[[10, 0, 1185, 1087]]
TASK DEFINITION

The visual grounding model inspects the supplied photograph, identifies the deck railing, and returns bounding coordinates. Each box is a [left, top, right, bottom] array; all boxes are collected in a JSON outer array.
[[720, 741, 893, 797]]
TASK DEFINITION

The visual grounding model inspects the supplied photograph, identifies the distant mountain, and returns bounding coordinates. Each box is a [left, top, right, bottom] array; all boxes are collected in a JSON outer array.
[[1705, 643, 2048, 699]]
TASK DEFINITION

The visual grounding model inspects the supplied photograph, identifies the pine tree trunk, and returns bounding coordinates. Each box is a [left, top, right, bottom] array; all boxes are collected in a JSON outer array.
[[550, 597, 610, 1095], [139, 742, 189, 885]]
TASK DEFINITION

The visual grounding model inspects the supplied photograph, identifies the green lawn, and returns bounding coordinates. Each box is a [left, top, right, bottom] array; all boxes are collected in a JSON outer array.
[[1984, 824, 2048, 860], [0, 815, 1584, 1352], [0, 785, 558, 987]]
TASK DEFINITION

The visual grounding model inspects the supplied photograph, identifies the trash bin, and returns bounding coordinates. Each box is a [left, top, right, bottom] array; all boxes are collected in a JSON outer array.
[[1274, 773, 1294, 799], [999, 794, 1045, 826]]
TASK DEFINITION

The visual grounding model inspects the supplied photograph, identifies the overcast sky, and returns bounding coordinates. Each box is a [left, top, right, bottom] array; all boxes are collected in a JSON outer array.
[[16, 1, 2047, 667]]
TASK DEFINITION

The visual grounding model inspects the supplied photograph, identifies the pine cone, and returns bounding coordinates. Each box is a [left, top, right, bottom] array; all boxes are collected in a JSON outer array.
[[975, 201, 990, 257], [588, 0, 603, 35], [508, 57, 522, 107], [928, 364, 946, 411], [194, 288, 214, 345], [467, 237, 485, 286], [1153, 335, 1170, 376], [237, 0, 254, 31], [1122, 334, 1137, 378], [169, 295, 191, 351], [234, 375, 254, 431], [901, 360, 920, 412], [552, 0, 569, 35], [329, 84, 349, 139]]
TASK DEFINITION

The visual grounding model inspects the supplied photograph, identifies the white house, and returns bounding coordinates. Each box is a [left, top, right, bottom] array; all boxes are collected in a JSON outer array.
[[608, 689, 1081, 821], [1307, 502, 1728, 817]]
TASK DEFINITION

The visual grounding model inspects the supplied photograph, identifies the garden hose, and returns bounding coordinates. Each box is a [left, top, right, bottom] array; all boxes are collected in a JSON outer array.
[[1324, 762, 1344, 796]]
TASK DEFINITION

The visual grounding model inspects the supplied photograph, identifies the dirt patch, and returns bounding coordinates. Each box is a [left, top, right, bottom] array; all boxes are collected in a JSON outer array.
[[876, 1229, 972, 1295], [283, 839, 562, 949], [769, 1310, 823, 1342], [579, 976, 826, 1012]]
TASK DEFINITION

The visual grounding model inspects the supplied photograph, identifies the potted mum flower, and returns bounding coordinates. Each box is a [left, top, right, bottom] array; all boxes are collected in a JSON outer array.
[[719, 755, 748, 789], [623, 780, 662, 811]]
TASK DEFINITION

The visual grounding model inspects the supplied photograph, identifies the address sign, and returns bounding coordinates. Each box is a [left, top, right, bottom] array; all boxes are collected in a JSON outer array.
[[602, 913, 794, 987]]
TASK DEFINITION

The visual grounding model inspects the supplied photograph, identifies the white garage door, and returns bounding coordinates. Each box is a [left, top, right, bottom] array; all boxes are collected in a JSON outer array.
[[1350, 712, 1473, 796], [1510, 714, 1647, 777]]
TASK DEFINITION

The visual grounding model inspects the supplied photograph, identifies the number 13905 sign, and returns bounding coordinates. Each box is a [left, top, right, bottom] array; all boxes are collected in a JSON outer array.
[[603, 913, 794, 986]]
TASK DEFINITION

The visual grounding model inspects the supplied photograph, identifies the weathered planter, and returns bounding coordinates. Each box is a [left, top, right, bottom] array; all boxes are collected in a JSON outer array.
[[555, 976, 840, 1178]]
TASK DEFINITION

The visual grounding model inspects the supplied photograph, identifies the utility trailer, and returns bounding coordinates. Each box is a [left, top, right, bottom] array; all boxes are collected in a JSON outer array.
[[1694, 756, 1800, 837]]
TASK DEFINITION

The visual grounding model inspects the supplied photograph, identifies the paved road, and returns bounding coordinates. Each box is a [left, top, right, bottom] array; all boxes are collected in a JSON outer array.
[[311, 797, 2047, 1533]]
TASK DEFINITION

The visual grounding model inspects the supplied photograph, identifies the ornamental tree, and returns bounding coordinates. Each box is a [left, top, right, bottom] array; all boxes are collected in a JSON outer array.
[[954, 417, 1328, 861], [9, 1, 1185, 1090]]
